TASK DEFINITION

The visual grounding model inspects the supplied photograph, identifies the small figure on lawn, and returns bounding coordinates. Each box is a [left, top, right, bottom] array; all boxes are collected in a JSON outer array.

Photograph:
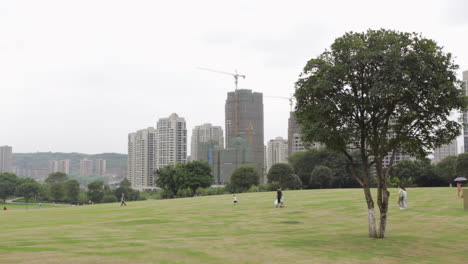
[[120, 193, 127, 206], [233, 195, 238, 205]]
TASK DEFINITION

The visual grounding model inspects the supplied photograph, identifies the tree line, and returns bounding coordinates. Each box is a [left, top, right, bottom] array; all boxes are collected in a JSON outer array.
[[0, 172, 141, 204]]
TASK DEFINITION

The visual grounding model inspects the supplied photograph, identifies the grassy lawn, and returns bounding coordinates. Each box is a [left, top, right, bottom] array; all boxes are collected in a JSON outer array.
[[0, 188, 466, 264]]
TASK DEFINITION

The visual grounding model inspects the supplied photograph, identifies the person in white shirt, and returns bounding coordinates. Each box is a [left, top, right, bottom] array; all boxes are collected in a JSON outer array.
[[233, 195, 238, 205], [398, 185, 407, 210]]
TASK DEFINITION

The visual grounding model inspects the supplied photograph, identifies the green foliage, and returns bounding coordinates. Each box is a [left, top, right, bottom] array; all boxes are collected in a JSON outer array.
[[267, 163, 302, 190], [15, 181, 40, 202], [87, 181, 105, 203], [434, 156, 457, 185], [288, 148, 356, 188], [0, 173, 18, 203], [455, 153, 468, 178], [77, 193, 88, 204], [102, 194, 118, 203], [294, 29, 467, 238], [258, 182, 280, 192], [45, 172, 68, 185], [309, 165, 333, 188], [229, 165, 260, 192], [120, 178, 131, 189], [64, 179, 80, 202], [49, 184, 65, 202], [390, 160, 445, 187], [155, 161, 214, 197], [177, 187, 193, 198]]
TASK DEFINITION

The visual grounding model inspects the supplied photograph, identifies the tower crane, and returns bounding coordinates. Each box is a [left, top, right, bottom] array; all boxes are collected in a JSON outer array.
[[264, 95, 295, 112], [197, 67, 246, 90]]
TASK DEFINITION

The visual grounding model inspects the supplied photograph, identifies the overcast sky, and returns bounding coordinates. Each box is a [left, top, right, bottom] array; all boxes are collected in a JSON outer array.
[[1, 0, 468, 154]]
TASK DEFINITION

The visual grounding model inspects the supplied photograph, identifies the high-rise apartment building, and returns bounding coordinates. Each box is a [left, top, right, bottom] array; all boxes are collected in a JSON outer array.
[[80, 158, 94, 177], [463, 71, 468, 152], [433, 140, 458, 163], [127, 128, 157, 190], [0, 146, 13, 173], [288, 112, 322, 155], [288, 112, 304, 155], [49, 160, 70, 174], [94, 159, 107, 176], [266, 137, 289, 173], [225, 89, 264, 179], [191, 123, 224, 161], [156, 113, 187, 168]]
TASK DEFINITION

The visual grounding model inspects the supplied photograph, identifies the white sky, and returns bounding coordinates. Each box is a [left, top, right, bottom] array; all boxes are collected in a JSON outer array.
[[1, 0, 468, 154]]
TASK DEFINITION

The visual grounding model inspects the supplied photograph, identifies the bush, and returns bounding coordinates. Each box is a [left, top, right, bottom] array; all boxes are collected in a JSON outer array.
[[160, 189, 175, 199], [102, 194, 118, 203], [229, 166, 260, 192], [176, 187, 193, 198], [77, 193, 88, 205], [248, 185, 259, 192]]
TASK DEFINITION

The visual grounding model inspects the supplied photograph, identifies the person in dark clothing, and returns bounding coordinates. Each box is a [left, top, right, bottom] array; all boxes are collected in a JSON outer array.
[[120, 193, 127, 206], [276, 187, 284, 207]]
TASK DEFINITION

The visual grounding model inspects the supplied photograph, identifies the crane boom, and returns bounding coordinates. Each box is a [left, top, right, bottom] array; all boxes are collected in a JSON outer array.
[[264, 95, 295, 112], [197, 67, 246, 90]]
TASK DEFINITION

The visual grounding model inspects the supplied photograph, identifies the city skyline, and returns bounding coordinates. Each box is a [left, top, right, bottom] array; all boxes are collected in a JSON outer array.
[[2, 1, 468, 154]]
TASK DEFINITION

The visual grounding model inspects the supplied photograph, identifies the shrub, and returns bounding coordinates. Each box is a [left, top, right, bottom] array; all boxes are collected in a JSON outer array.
[[102, 194, 118, 203]]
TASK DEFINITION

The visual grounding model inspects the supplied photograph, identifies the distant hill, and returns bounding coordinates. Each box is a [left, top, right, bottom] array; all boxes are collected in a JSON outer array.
[[12, 152, 127, 176]]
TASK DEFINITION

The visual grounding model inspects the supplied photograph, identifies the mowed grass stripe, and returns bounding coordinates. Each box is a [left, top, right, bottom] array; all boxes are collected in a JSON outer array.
[[0, 188, 466, 264]]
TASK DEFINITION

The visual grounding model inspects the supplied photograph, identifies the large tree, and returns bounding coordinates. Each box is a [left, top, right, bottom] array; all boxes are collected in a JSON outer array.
[[295, 29, 467, 238], [267, 163, 302, 189], [87, 181, 105, 203], [45, 172, 68, 202], [16, 181, 40, 203], [229, 165, 260, 192], [434, 155, 457, 185], [0, 173, 18, 203], [64, 179, 80, 203], [154, 162, 214, 197]]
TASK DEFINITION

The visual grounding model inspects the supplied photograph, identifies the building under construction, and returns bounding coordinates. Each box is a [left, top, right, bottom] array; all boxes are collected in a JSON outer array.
[[225, 89, 264, 182]]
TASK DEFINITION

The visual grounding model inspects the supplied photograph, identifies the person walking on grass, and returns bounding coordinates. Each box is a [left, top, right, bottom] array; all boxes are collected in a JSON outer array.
[[457, 182, 463, 198], [120, 193, 127, 206], [398, 185, 407, 210], [233, 195, 238, 205], [276, 187, 285, 207]]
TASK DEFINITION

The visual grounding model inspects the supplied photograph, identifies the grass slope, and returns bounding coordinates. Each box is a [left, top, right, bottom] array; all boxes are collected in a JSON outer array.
[[0, 188, 466, 264]]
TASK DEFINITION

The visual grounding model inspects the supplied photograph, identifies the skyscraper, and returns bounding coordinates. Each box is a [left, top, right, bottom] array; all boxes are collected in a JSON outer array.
[[80, 158, 94, 177], [49, 160, 70, 174], [266, 137, 289, 173], [156, 113, 187, 168], [463, 71, 468, 152], [127, 127, 157, 190], [191, 123, 224, 161], [0, 146, 12, 173], [288, 112, 305, 155], [433, 140, 458, 163], [94, 159, 107, 176], [288, 112, 321, 155], [225, 89, 264, 179]]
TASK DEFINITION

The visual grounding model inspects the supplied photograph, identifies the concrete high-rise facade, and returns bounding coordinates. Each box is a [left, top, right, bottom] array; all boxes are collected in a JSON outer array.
[[80, 158, 94, 177], [266, 137, 289, 173], [94, 159, 107, 176], [433, 140, 458, 163], [288, 112, 322, 155], [49, 160, 70, 174], [288, 112, 304, 155], [127, 128, 157, 190], [463, 71, 468, 152], [0, 146, 13, 173], [156, 113, 187, 168], [191, 123, 224, 161], [225, 89, 264, 179]]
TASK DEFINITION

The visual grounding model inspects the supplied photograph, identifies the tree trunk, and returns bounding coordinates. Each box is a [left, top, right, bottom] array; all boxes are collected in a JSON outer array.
[[363, 187, 377, 237], [377, 189, 390, 238]]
